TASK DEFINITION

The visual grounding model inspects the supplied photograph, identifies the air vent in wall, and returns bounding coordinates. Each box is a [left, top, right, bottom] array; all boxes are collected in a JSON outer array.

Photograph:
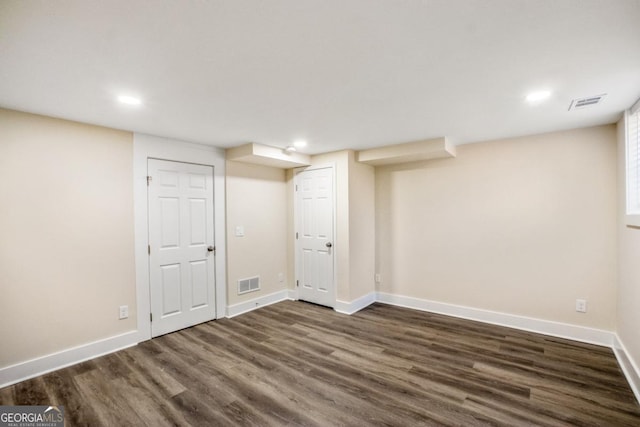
[[568, 94, 606, 111], [238, 276, 260, 294]]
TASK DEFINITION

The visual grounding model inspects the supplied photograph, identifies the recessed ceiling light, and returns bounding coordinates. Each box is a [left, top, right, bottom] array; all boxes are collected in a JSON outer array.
[[117, 95, 142, 106], [293, 139, 307, 148], [526, 90, 551, 103]]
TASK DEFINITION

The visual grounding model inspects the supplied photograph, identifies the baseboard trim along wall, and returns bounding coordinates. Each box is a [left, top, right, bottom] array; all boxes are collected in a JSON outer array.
[[0, 330, 138, 389], [2, 289, 295, 386], [335, 292, 377, 315], [373, 291, 640, 405], [376, 292, 615, 347], [613, 335, 640, 404], [226, 289, 295, 318], [4, 290, 639, 407]]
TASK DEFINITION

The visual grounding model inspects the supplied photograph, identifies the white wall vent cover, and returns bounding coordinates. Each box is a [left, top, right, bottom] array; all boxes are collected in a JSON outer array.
[[238, 276, 260, 294], [568, 94, 606, 111]]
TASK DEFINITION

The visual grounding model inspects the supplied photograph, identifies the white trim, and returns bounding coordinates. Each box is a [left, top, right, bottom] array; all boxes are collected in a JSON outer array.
[[227, 289, 294, 318], [335, 292, 377, 315], [625, 109, 640, 227], [613, 335, 640, 404], [333, 292, 639, 405], [376, 292, 615, 347], [626, 215, 640, 228], [3, 290, 638, 406], [0, 331, 137, 389], [133, 133, 227, 342]]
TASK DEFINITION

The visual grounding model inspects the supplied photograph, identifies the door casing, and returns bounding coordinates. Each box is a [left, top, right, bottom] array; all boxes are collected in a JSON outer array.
[[294, 163, 337, 307], [133, 134, 227, 343], [147, 158, 216, 337]]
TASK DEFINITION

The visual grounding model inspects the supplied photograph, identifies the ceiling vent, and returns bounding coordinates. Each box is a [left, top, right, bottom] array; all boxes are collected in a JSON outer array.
[[568, 94, 606, 111]]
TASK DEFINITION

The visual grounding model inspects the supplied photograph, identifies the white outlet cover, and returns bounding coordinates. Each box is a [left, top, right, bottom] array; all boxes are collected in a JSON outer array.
[[575, 299, 587, 313], [119, 305, 129, 319], [235, 226, 245, 237]]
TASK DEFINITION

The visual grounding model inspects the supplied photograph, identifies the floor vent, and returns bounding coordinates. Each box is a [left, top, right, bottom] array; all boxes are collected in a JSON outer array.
[[568, 94, 606, 111], [238, 276, 260, 294]]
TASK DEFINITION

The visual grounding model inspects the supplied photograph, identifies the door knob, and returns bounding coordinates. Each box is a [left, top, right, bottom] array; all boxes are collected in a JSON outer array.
[[207, 246, 215, 252], [325, 242, 332, 248]]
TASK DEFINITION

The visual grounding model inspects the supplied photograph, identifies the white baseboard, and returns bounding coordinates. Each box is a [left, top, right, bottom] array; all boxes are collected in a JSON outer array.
[[0, 330, 138, 389], [344, 292, 638, 404], [376, 292, 615, 347], [613, 335, 640, 404], [1, 288, 293, 387], [226, 289, 293, 318], [4, 290, 637, 408], [335, 292, 377, 315]]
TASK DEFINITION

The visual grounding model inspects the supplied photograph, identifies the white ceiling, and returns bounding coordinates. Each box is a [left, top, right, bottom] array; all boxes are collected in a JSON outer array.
[[1, 0, 639, 154]]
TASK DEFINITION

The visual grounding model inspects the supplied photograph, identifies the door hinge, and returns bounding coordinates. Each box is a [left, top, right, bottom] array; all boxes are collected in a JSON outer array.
[[296, 232, 298, 240], [147, 175, 152, 186], [295, 184, 298, 191], [150, 313, 153, 322], [296, 280, 299, 287], [148, 245, 151, 255]]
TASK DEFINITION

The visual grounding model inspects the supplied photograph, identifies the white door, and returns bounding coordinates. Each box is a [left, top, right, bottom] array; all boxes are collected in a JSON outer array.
[[148, 159, 216, 337], [296, 166, 335, 307]]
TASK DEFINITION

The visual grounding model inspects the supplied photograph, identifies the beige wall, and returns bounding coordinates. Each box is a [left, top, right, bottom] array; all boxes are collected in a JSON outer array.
[[348, 154, 375, 301], [617, 118, 640, 367], [225, 161, 288, 305], [286, 168, 296, 292], [376, 125, 618, 329], [0, 107, 627, 378], [0, 108, 136, 368]]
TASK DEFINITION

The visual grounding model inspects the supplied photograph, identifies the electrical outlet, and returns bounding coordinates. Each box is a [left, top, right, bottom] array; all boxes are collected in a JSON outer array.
[[119, 305, 129, 319], [575, 299, 587, 313], [375, 274, 382, 283], [278, 272, 284, 283]]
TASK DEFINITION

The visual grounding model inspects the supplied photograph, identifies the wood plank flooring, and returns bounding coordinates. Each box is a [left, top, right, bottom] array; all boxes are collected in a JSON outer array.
[[2, 301, 639, 426]]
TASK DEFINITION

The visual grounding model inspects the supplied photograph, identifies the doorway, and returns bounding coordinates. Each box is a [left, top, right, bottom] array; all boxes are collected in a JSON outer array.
[[147, 159, 216, 337], [295, 165, 336, 307]]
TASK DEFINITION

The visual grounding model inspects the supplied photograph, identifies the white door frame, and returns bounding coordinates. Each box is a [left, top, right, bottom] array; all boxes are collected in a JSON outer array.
[[133, 133, 227, 343], [293, 163, 337, 307], [147, 159, 216, 337]]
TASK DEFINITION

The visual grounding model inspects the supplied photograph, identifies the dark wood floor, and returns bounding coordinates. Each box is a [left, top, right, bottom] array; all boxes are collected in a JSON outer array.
[[2, 301, 639, 426]]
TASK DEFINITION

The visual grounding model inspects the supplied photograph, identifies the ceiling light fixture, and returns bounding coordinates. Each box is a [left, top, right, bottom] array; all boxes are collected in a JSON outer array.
[[525, 90, 551, 103], [283, 146, 296, 154], [117, 95, 142, 106], [293, 139, 308, 148]]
